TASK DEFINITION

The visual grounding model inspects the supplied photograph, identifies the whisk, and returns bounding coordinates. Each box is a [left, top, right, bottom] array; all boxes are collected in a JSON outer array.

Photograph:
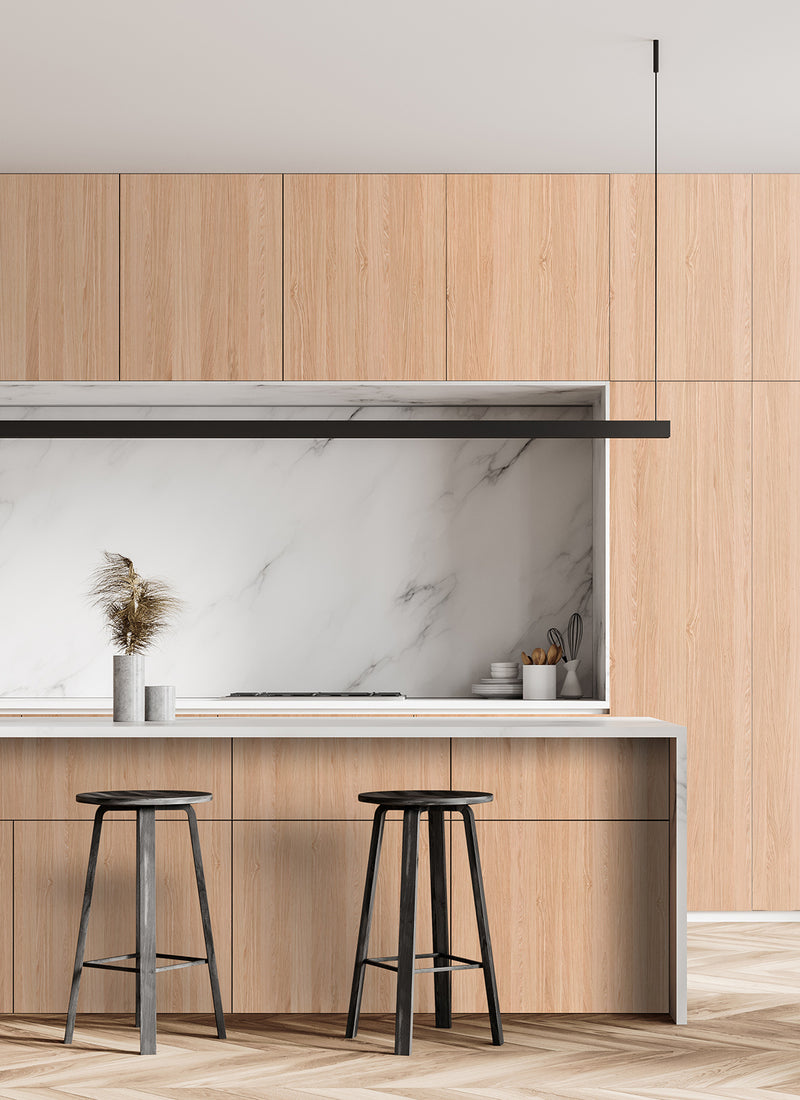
[[547, 627, 566, 662], [566, 612, 583, 661]]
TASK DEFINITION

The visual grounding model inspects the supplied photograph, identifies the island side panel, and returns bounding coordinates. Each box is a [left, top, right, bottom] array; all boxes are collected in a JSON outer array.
[[670, 729, 688, 1023]]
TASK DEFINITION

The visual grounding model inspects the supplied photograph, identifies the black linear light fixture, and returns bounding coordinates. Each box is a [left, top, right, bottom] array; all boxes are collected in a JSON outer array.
[[1, 43, 669, 442]]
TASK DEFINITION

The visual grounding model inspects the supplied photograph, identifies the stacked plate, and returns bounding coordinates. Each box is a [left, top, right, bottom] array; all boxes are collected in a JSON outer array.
[[472, 662, 522, 699]]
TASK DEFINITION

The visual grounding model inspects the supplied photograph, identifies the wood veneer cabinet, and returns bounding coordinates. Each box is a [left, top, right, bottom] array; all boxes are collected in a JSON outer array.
[[0, 738, 231, 820], [233, 820, 437, 1012], [446, 174, 608, 381], [754, 175, 800, 379], [14, 819, 231, 1013], [451, 737, 668, 820], [284, 174, 445, 380], [611, 174, 751, 381], [121, 175, 282, 380], [610, 381, 752, 909], [233, 737, 449, 819], [0, 822, 12, 1012], [753, 383, 800, 906], [451, 821, 668, 1012], [0, 175, 119, 380]]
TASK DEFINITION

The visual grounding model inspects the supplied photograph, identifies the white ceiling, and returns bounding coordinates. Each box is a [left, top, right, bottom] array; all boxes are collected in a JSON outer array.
[[1, 0, 798, 172]]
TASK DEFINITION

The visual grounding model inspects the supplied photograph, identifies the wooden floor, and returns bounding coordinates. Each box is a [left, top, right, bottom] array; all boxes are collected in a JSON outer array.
[[1, 924, 800, 1099]]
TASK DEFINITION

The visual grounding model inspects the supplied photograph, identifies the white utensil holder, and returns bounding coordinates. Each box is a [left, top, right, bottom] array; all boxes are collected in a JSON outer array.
[[560, 659, 583, 698], [522, 664, 556, 701]]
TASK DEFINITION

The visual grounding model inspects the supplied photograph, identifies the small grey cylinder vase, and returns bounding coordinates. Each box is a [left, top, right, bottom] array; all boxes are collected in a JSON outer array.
[[145, 685, 176, 722], [113, 654, 145, 722]]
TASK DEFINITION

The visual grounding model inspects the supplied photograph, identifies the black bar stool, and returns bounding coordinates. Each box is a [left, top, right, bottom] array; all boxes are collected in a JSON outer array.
[[345, 789, 503, 1056], [64, 790, 226, 1056]]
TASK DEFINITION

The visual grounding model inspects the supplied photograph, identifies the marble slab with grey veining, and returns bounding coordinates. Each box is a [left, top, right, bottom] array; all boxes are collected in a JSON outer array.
[[0, 404, 595, 700]]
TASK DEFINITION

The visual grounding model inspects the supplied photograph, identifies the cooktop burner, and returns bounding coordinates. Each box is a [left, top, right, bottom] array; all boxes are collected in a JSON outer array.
[[228, 691, 406, 699]]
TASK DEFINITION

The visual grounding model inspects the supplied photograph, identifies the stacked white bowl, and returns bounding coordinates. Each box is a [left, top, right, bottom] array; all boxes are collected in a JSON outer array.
[[471, 662, 522, 698]]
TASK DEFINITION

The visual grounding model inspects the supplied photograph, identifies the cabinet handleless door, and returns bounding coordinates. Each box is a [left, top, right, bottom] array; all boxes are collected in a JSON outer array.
[[447, 174, 608, 381], [753, 384, 800, 906], [610, 381, 752, 909], [121, 175, 282, 380], [0, 175, 119, 380], [284, 174, 446, 381], [611, 174, 751, 381], [754, 175, 800, 380]]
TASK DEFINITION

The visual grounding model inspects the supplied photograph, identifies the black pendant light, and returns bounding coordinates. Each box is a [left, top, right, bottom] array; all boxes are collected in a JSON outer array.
[[1, 42, 669, 442]]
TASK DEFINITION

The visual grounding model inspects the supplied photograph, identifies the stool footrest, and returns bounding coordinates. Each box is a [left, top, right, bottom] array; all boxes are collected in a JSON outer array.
[[364, 951, 483, 975], [83, 952, 209, 974]]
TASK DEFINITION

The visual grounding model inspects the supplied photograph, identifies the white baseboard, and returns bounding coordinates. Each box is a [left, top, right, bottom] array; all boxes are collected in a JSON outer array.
[[689, 911, 800, 922]]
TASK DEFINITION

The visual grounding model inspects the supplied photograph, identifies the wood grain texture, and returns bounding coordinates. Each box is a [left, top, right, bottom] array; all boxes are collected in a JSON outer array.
[[4, 924, 800, 1094], [0, 738, 231, 820], [753, 175, 800, 380], [656, 174, 751, 380], [0, 175, 118, 380], [14, 819, 231, 1013], [451, 737, 668, 820], [121, 174, 281, 380], [451, 820, 668, 1013], [284, 174, 445, 380], [233, 737, 449, 819], [446, 174, 608, 381], [610, 173, 655, 384], [753, 383, 800, 907], [233, 820, 437, 1013], [610, 381, 752, 910], [0, 822, 11, 1012]]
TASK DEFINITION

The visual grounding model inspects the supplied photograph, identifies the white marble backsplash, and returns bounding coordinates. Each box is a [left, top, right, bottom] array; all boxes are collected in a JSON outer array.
[[0, 407, 594, 698]]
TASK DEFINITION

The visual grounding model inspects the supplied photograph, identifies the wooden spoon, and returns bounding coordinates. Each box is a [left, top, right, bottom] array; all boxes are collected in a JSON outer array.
[[546, 644, 561, 665], [531, 647, 547, 665], [521, 651, 533, 665]]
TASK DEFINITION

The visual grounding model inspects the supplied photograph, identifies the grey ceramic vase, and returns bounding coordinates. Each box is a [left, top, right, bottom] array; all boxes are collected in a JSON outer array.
[[113, 653, 145, 722]]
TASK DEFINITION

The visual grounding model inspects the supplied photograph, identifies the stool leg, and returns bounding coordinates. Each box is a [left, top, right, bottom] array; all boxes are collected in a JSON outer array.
[[136, 807, 157, 1056], [460, 806, 503, 1046], [395, 808, 421, 1056], [345, 805, 387, 1039], [428, 809, 451, 1029], [186, 805, 226, 1040], [64, 807, 106, 1044]]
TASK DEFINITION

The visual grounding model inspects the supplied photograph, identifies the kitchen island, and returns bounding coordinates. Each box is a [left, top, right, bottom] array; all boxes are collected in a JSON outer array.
[[0, 712, 685, 1024]]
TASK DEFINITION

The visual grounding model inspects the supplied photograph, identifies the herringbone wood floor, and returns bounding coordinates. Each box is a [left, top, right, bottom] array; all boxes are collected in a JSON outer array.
[[1, 924, 799, 1099]]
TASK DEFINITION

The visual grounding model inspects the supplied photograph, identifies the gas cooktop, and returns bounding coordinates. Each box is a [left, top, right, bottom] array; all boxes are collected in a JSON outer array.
[[228, 691, 406, 699]]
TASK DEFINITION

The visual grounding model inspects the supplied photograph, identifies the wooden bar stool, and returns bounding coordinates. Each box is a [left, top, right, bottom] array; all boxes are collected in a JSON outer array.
[[64, 790, 226, 1055], [345, 789, 503, 1055]]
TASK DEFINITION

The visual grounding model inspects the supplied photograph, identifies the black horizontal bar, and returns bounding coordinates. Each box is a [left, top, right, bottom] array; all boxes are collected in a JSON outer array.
[[0, 419, 671, 439]]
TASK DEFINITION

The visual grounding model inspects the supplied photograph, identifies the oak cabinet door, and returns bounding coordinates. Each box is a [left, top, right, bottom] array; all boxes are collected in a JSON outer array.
[[611, 174, 751, 381], [447, 174, 608, 381], [753, 383, 800, 906], [0, 175, 118, 380], [233, 820, 437, 1012], [610, 381, 752, 910], [284, 174, 446, 381], [754, 175, 800, 380], [14, 819, 231, 1013], [233, 737, 449, 820], [451, 821, 668, 1013], [121, 174, 282, 380]]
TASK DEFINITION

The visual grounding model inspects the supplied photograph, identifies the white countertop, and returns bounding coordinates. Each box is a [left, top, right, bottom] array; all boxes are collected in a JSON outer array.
[[0, 696, 609, 717], [0, 714, 682, 739]]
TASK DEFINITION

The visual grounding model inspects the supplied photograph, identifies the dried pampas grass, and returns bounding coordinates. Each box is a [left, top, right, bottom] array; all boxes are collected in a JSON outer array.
[[89, 552, 181, 655]]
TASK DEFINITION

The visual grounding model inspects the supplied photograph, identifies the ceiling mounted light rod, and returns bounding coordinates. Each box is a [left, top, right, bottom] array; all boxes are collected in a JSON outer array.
[[0, 419, 670, 440]]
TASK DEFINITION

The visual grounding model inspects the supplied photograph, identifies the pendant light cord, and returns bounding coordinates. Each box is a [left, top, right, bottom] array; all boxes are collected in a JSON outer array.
[[653, 39, 659, 422]]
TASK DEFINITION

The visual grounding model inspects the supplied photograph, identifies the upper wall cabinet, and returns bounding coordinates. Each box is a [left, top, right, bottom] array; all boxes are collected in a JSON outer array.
[[446, 175, 608, 381], [0, 175, 118, 380], [121, 175, 282, 381], [611, 174, 751, 381], [754, 175, 800, 380], [284, 174, 446, 381]]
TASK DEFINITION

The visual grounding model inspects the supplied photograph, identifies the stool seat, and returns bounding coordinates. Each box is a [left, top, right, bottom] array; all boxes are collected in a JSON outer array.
[[357, 790, 493, 808], [76, 789, 213, 808]]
